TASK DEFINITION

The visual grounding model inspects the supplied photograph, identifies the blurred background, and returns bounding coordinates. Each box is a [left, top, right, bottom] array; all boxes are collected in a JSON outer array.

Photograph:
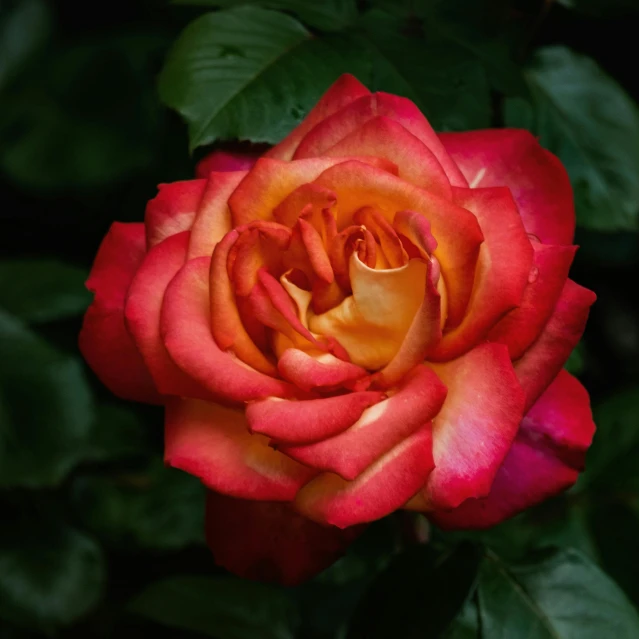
[[1, 1, 638, 637]]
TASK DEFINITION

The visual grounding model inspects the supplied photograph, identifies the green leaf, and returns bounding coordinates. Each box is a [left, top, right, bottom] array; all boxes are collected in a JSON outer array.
[[0, 311, 94, 488], [171, 0, 358, 32], [159, 7, 372, 150], [565, 342, 586, 376], [443, 598, 480, 639], [71, 462, 206, 550], [0, 0, 52, 91], [358, 10, 492, 131], [129, 576, 298, 639], [347, 543, 481, 638], [0, 502, 105, 632], [505, 46, 639, 231], [478, 548, 639, 638], [0, 33, 169, 190], [0, 259, 91, 323]]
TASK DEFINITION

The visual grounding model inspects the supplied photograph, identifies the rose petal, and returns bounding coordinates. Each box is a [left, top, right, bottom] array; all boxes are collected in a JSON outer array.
[[161, 256, 296, 402], [145, 180, 206, 248], [246, 390, 385, 444], [488, 243, 577, 359], [427, 370, 595, 529], [515, 279, 596, 411], [80, 223, 161, 404], [440, 129, 575, 245], [422, 343, 525, 510], [282, 366, 447, 480], [430, 187, 533, 360], [277, 349, 368, 392], [294, 424, 435, 528], [196, 149, 259, 178], [206, 492, 363, 585], [294, 92, 466, 187], [125, 231, 212, 399], [266, 73, 371, 161], [165, 399, 314, 500], [187, 170, 247, 259], [323, 116, 452, 199]]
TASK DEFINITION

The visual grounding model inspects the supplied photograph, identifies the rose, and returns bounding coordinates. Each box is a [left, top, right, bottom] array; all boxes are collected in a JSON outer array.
[[80, 74, 596, 584]]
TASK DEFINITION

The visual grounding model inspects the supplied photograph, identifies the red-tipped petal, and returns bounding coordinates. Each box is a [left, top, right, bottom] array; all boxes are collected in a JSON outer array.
[[515, 279, 596, 411], [294, 424, 435, 528], [247, 391, 385, 444], [440, 129, 575, 245], [323, 116, 451, 199], [161, 257, 296, 402], [266, 74, 371, 161], [206, 492, 363, 585], [196, 149, 260, 178], [431, 187, 533, 360], [422, 344, 525, 510], [283, 366, 447, 481], [428, 370, 595, 529], [277, 349, 368, 392], [165, 399, 314, 500], [80, 222, 161, 404], [125, 232, 211, 399], [187, 171, 246, 259], [145, 180, 206, 248], [488, 243, 577, 359]]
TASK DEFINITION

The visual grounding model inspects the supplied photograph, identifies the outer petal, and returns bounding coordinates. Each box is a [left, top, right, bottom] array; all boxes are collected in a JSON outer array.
[[440, 129, 575, 245], [428, 370, 595, 529], [422, 343, 525, 510], [265, 74, 371, 161], [196, 149, 260, 178], [294, 92, 467, 187], [488, 243, 577, 359], [430, 187, 533, 361], [79, 222, 161, 404], [323, 116, 452, 199], [125, 232, 210, 399], [515, 279, 596, 411], [165, 399, 314, 500], [313, 161, 483, 324], [294, 424, 435, 528], [246, 391, 385, 444], [206, 492, 363, 585], [145, 180, 206, 248], [187, 170, 247, 259], [282, 366, 447, 481], [161, 256, 296, 402]]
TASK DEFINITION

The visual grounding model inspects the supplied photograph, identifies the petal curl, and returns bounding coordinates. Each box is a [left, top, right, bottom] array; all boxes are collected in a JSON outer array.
[[430, 187, 533, 360], [427, 370, 595, 529], [161, 257, 296, 402], [145, 180, 206, 248], [282, 366, 446, 481], [165, 399, 314, 500], [196, 148, 259, 178], [206, 492, 363, 585], [246, 390, 385, 444], [79, 222, 161, 404], [294, 424, 434, 528], [515, 279, 596, 411], [422, 344, 525, 510], [125, 231, 212, 399], [440, 129, 575, 245]]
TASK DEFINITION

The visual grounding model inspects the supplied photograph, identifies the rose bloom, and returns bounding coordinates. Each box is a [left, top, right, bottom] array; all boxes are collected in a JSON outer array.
[[80, 75, 596, 584]]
